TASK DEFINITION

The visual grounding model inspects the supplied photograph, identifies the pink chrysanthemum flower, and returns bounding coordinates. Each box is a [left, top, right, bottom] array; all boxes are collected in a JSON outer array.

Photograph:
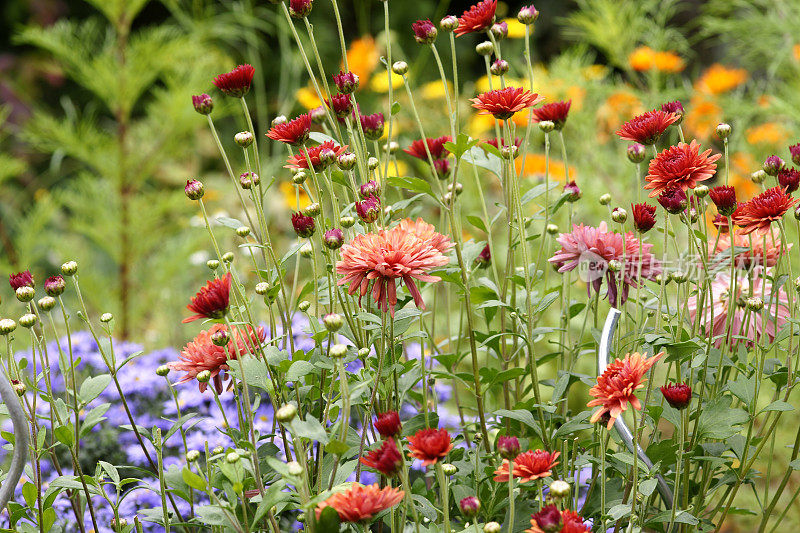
[[285, 141, 348, 171], [688, 267, 790, 348], [588, 351, 663, 430], [548, 222, 661, 307], [336, 218, 453, 316], [615, 109, 680, 145], [710, 227, 791, 268], [212, 65, 255, 98], [455, 0, 498, 36], [470, 87, 544, 120], [169, 324, 266, 393], [267, 113, 312, 146], [644, 140, 721, 197]]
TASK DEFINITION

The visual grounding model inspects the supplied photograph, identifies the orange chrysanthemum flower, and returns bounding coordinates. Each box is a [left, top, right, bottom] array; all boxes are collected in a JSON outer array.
[[732, 186, 798, 235], [336, 219, 453, 316], [470, 87, 544, 120], [315, 484, 404, 523], [407, 428, 453, 466], [654, 51, 685, 73], [695, 64, 748, 95], [588, 351, 663, 430], [493, 450, 560, 483], [644, 140, 721, 197], [168, 324, 266, 394]]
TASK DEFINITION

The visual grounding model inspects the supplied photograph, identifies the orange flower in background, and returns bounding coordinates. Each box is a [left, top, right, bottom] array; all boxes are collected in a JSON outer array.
[[794, 44, 800, 62], [515, 154, 576, 182], [316, 484, 404, 523], [684, 94, 722, 140], [628, 46, 684, 72], [654, 51, 685, 72], [695, 64, 748, 94], [728, 152, 760, 198], [746, 122, 789, 146], [344, 36, 379, 86], [493, 450, 560, 483], [589, 351, 663, 430], [596, 91, 643, 142]]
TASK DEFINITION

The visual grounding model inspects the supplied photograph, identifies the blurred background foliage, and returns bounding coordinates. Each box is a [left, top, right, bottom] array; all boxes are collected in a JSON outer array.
[[2, 0, 800, 353]]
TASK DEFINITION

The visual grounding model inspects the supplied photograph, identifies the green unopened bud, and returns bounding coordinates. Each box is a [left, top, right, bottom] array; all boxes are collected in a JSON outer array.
[[441, 463, 457, 476], [276, 403, 298, 423], [611, 207, 627, 224], [340, 215, 356, 228], [212, 445, 224, 455], [303, 202, 321, 217], [746, 296, 764, 312], [751, 170, 767, 184], [61, 261, 78, 276], [599, 193, 612, 205], [0, 319, 16, 335], [211, 329, 230, 346], [670, 271, 688, 284], [156, 365, 170, 377], [384, 141, 399, 154], [297, 513, 306, 523], [226, 452, 240, 464], [330, 344, 347, 358], [292, 171, 308, 185], [476, 41, 494, 56], [100, 313, 113, 323], [357, 347, 370, 358], [287, 461, 304, 476], [16, 287, 34, 303], [546, 223, 559, 235], [298, 300, 311, 312], [19, 314, 37, 328], [538, 120, 555, 133], [187, 450, 200, 462], [222, 252, 234, 263], [299, 243, 313, 258], [255, 282, 270, 295], [549, 480, 571, 498], [440, 15, 458, 32], [197, 370, 211, 383], [391, 61, 408, 75], [715, 123, 731, 139], [323, 313, 343, 332], [484, 522, 501, 533], [234, 131, 254, 147], [207, 259, 220, 270], [694, 184, 709, 198], [607, 259, 621, 272], [37, 296, 56, 312], [236, 226, 251, 237], [367, 157, 379, 171]]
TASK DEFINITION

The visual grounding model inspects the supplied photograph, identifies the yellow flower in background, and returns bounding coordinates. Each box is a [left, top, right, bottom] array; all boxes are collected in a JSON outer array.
[[280, 181, 311, 211], [296, 86, 323, 110], [370, 70, 404, 93], [384, 160, 409, 178], [421, 80, 452, 100], [746, 122, 789, 146], [684, 94, 722, 141], [695, 64, 748, 94], [596, 90, 643, 142], [515, 154, 575, 182], [503, 18, 527, 39], [468, 112, 497, 136], [582, 64, 607, 81], [628, 46, 684, 72], [345, 36, 380, 86]]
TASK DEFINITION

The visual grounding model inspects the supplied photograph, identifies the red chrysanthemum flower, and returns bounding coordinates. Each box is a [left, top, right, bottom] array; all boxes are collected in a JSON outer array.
[[709, 185, 737, 216], [455, 0, 498, 36], [285, 141, 348, 171], [315, 484, 404, 523], [407, 428, 453, 466], [644, 140, 720, 197], [333, 71, 359, 94], [658, 187, 688, 214], [615, 109, 680, 145], [267, 113, 312, 146], [337, 219, 453, 316], [327, 93, 353, 118], [526, 508, 591, 533], [183, 273, 231, 323], [732, 186, 798, 235], [404, 136, 452, 161], [360, 438, 403, 477], [778, 167, 800, 193], [532, 100, 572, 130], [631, 203, 657, 233], [168, 323, 265, 393], [291, 212, 316, 238], [660, 382, 692, 410], [412, 19, 438, 44], [588, 351, 663, 430], [9, 270, 34, 291], [374, 411, 402, 438], [470, 87, 544, 120], [212, 64, 255, 98], [493, 450, 560, 483]]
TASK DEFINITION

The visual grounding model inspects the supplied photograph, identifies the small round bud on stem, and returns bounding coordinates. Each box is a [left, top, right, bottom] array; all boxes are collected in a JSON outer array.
[[440, 15, 458, 32], [496, 436, 520, 459], [441, 463, 457, 476], [546, 223, 559, 235], [324, 228, 345, 250], [751, 170, 767, 184], [19, 314, 37, 328], [299, 243, 313, 258], [255, 282, 270, 295], [384, 141, 399, 154], [207, 259, 220, 271], [694, 184, 709, 198], [16, 287, 34, 303], [490, 22, 508, 40], [670, 271, 688, 284], [484, 522, 502, 533], [298, 300, 311, 312], [746, 296, 764, 312], [212, 445, 224, 455], [367, 157, 380, 171], [236, 226, 251, 238], [448, 182, 463, 195], [459, 496, 481, 518], [288, 461, 304, 476], [185, 179, 204, 200], [12, 381, 26, 397], [490, 59, 509, 76], [192, 94, 213, 115], [715, 123, 731, 139], [61, 261, 78, 276], [358, 347, 370, 358], [44, 275, 66, 297], [611, 207, 628, 224], [323, 313, 343, 331], [518, 5, 539, 24], [303, 202, 321, 218], [550, 479, 571, 499], [272, 115, 287, 127], [538, 120, 555, 133], [211, 329, 231, 347], [197, 370, 211, 383], [599, 193, 612, 205], [340, 215, 356, 228], [0, 319, 16, 335], [607, 259, 622, 273], [476, 41, 494, 56], [187, 450, 200, 462], [99, 312, 113, 323], [156, 365, 170, 377], [226, 452, 240, 464], [627, 143, 646, 164], [234, 131, 254, 147], [337, 152, 357, 171], [222, 252, 235, 263], [391, 61, 408, 75], [276, 403, 298, 423], [38, 297, 56, 311], [501, 145, 518, 160], [292, 171, 308, 186], [330, 344, 347, 358]]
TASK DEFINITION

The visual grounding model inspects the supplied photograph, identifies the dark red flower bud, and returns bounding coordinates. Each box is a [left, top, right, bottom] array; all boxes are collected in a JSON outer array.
[[658, 187, 688, 214], [490, 21, 508, 40], [475, 244, 491, 268], [374, 411, 401, 438], [434, 159, 451, 180], [563, 180, 581, 202], [631, 203, 657, 233], [496, 435, 520, 460], [660, 100, 684, 123], [356, 196, 381, 224], [323, 228, 344, 250], [712, 213, 729, 233], [459, 496, 481, 518], [660, 382, 692, 410], [627, 143, 647, 163], [213, 65, 255, 98], [412, 19, 438, 44], [778, 167, 800, 194], [333, 71, 360, 94], [790, 142, 800, 167], [192, 94, 213, 115], [360, 112, 385, 141], [328, 94, 353, 119], [185, 179, 204, 200], [360, 438, 403, 477], [44, 275, 65, 297], [292, 212, 316, 238], [289, 0, 313, 18], [310, 105, 326, 123], [9, 271, 34, 291], [532, 505, 563, 533], [763, 155, 785, 176], [360, 180, 381, 199], [709, 185, 737, 216]]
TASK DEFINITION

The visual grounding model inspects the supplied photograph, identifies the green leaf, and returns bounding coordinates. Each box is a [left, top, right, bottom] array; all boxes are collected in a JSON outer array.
[[391, 101, 401, 115], [443, 133, 479, 159], [286, 360, 316, 382], [325, 440, 350, 456], [386, 176, 435, 199], [42, 508, 56, 532], [308, 132, 337, 144], [54, 425, 74, 448], [78, 374, 111, 404], [22, 483, 37, 509], [726, 376, 756, 409], [216, 216, 244, 230], [182, 468, 206, 491], [494, 409, 541, 437], [696, 396, 748, 440], [465, 146, 502, 177], [290, 417, 330, 444], [316, 505, 341, 532]]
